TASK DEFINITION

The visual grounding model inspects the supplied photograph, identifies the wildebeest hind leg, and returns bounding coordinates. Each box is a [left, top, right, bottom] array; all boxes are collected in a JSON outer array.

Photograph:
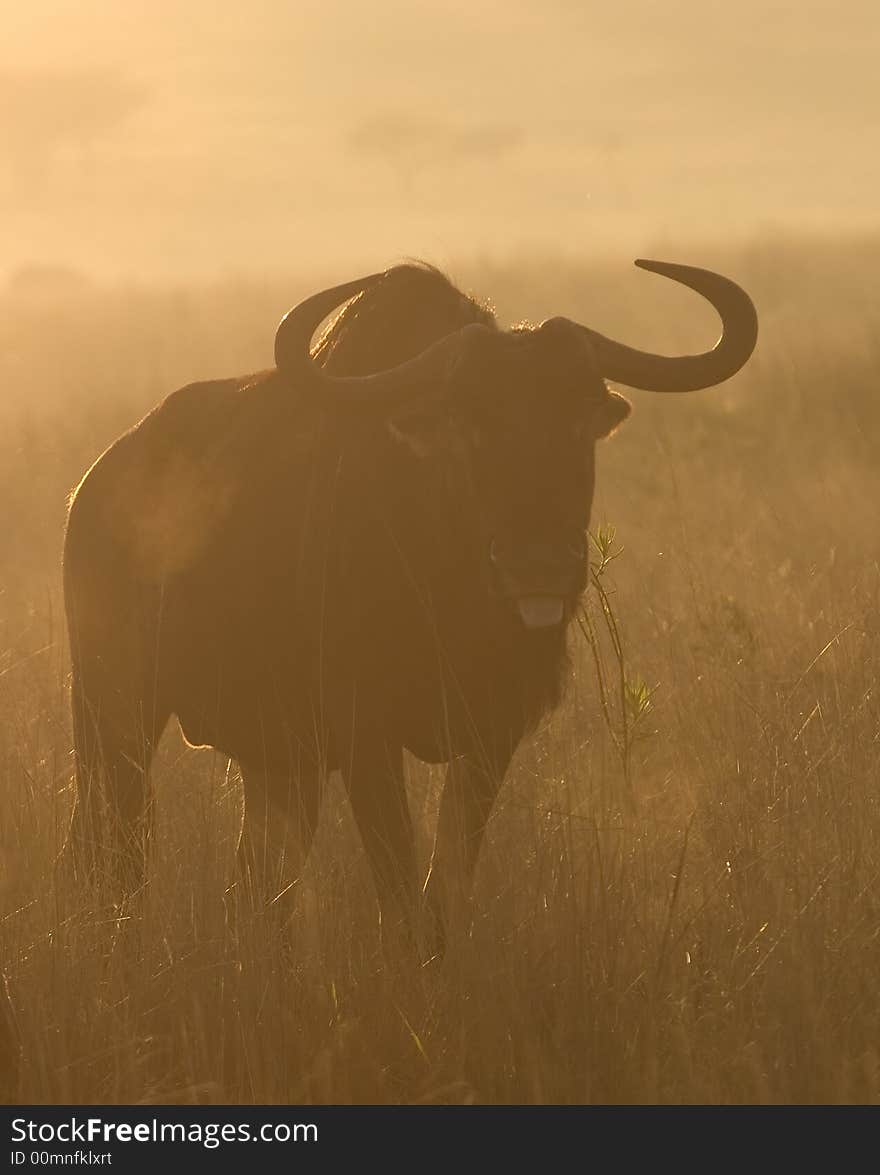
[[235, 760, 320, 921], [67, 663, 168, 896]]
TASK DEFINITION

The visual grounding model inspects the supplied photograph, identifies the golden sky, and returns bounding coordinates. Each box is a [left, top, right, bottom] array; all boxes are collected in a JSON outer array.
[[2, 0, 878, 279]]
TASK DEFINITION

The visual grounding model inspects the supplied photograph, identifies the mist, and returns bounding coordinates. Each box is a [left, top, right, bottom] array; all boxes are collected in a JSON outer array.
[[3, 0, 879, 282]]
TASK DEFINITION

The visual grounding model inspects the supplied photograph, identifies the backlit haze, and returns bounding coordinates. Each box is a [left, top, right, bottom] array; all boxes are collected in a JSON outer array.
[[3, 0, 878, 283]]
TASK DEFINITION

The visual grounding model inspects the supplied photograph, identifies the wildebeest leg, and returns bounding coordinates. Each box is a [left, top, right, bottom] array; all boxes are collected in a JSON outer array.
[[422, 750, 510, 949], [235, 760, 320, 919], [67, 659, 168, 896], [0, 972, 19, 1103], [64, 540, 168, 897], [342, 742, 420, 943]]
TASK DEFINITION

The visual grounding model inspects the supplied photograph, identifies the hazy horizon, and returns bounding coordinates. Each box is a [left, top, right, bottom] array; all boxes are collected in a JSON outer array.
[[3, 0, 879, 282]]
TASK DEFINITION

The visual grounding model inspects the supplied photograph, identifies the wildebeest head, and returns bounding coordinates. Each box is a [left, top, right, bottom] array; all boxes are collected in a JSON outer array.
[[275, 261, 757, 628]]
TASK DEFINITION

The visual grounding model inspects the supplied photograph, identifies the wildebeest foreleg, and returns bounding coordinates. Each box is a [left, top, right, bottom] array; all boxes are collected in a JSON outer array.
[[423, 751, 509, 948], [342, 741, 420, 944]]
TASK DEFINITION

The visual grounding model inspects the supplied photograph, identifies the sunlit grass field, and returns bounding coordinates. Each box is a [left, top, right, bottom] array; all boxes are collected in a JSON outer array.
[[1, 236, 878, 1103]]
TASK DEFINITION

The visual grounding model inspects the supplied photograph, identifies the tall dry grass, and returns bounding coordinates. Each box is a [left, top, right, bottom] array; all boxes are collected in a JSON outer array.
[[1, 237, 879, 1103]]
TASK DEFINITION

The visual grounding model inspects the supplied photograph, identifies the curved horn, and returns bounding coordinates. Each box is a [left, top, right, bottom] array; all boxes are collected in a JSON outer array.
[[581, 260, 758, 393], [274, 271, 488, 405]]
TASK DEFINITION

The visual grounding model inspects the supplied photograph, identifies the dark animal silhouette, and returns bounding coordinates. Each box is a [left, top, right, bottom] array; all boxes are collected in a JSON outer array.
[[63, 260, 757, 944]]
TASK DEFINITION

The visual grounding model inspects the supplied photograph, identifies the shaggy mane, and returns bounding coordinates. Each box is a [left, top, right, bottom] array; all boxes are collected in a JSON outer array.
[[312, 263, 495, 378]]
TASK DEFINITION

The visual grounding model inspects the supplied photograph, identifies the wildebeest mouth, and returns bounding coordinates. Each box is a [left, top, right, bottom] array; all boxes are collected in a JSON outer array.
[[490, 537, 584, 628], [515, 595, 567, 629]]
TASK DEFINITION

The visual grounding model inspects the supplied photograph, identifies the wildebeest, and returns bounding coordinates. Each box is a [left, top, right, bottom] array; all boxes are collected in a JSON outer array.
[[63, 260, 756, 945]]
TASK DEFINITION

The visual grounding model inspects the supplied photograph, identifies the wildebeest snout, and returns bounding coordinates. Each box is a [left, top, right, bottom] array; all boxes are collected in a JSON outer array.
[[489, 532, 587, 598]]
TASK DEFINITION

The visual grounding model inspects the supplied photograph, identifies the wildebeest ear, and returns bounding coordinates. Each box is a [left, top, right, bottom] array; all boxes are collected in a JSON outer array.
[[594, 391, 632, 439], [386, 406, 458, 459]]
